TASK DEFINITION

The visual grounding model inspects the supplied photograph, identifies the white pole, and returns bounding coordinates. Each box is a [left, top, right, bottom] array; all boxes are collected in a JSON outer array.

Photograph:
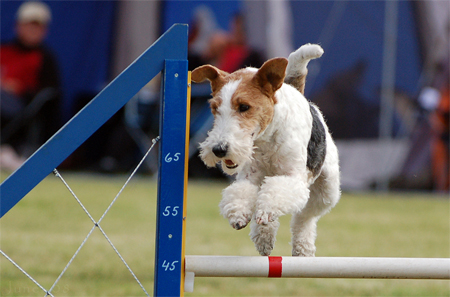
[[379, 0, 399, 139], [377, 0, 399, 191], [185, 256, 450, 279]]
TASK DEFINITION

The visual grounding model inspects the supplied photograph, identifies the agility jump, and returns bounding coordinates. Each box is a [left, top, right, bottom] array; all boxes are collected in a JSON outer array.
[[0, 24, 448, 297], [185, 256, 449, 278]]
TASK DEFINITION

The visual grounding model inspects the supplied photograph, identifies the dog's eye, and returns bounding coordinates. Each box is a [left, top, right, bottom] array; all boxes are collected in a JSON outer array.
[[238, 104, 250, 113]]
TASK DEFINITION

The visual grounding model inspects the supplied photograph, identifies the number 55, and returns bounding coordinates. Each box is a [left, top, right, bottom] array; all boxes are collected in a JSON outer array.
[[162, 206, 179, 217]]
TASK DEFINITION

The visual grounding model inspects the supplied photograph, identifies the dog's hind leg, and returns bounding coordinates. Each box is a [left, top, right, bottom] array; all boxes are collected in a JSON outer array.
[[291, 165, 340, 256], [290, 212, 319, 257], [251, 174, 311, 256], [250, 217, 280, 256], [285, 44, 324, 94]]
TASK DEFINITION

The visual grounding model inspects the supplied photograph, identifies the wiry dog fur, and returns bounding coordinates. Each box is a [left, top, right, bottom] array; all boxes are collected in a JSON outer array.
[[191, 44, 340, 257]]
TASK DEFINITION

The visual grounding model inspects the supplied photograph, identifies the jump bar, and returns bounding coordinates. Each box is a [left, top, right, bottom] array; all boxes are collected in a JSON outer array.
[[185, 256, 450, 279]]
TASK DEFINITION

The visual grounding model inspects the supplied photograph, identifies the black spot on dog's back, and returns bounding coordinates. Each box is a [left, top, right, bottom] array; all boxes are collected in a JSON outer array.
[[307, 103, 326, 177]]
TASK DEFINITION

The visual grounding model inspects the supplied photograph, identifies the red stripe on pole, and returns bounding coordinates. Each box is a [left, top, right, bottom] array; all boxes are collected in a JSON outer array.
[[268, 256, 282, 277]]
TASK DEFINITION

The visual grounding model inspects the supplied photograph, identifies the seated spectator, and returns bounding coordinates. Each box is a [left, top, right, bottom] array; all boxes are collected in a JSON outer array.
[[215, 13, 264, 73], [1, 1, 61, 169]]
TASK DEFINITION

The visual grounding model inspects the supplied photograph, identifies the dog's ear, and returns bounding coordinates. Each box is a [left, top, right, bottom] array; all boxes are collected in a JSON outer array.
[[253, 57, 288, 99], [191, 65, 229, 94]]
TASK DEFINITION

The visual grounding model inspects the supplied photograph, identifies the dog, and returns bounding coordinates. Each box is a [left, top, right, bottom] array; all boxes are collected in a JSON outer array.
[[191, 44, 340, 257]]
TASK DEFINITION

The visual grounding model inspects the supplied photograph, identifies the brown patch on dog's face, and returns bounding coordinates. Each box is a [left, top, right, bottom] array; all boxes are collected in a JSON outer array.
[[192, 58, 288, 137], [208, 97, 222, 116], [230, 79, 276, 136], [230, 58, 288, 136]]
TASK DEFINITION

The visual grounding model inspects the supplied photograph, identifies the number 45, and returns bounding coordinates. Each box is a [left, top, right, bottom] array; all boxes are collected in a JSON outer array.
[[162, 260, 179, 271]]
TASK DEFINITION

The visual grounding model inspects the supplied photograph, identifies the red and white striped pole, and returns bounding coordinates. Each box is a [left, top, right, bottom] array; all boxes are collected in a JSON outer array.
[[184, 256, 450, 291]]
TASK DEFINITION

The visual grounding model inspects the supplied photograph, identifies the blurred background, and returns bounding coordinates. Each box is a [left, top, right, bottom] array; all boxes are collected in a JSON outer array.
[[1, 0, 448, 193], [1, 2, 448, 295]]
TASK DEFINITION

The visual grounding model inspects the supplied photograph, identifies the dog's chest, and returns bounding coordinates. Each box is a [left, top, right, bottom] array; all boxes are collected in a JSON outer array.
[[252, 137, 291, 176], [251, 102, 310, 175]]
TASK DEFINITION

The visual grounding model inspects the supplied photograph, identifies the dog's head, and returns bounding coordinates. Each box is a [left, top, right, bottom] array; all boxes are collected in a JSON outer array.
[[192, 58, 288, 175]]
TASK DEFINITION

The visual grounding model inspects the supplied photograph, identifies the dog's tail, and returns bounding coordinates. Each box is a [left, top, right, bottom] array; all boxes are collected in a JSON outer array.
[[285, 44, 323, 94]]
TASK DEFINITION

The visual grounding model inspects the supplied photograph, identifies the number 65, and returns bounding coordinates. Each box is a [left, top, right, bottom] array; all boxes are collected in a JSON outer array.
[[164, 152, 180, 163]]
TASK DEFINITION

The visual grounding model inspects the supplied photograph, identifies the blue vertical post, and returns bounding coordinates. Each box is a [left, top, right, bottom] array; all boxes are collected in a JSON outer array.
[[154, 60, 189, 296]]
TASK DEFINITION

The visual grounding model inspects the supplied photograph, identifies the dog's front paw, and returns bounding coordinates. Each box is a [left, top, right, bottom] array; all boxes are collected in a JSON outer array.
[[255, 209, 277, 225], [220, 180, 258, 230], [228, 211, 252, 230]]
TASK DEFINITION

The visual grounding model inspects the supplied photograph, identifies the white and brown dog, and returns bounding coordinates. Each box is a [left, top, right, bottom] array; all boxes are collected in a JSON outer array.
[[191, 44, 340, 257]]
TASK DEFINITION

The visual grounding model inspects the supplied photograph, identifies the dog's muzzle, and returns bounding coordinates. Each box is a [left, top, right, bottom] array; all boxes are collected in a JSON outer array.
[[212, 143, 238, 169]]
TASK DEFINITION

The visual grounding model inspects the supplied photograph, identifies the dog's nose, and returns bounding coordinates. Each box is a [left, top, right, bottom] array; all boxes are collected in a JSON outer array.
[[212, 143, 228, 158]]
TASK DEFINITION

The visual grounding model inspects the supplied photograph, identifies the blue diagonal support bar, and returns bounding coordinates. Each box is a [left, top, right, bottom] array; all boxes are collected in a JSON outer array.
[[0, 24, 188, 218]]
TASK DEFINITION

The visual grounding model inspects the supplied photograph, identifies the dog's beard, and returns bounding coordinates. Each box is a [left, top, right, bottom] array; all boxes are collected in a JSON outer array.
[[199, 130, 254, 176]]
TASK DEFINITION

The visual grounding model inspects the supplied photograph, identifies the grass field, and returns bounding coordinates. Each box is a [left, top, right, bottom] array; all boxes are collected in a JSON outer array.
[[0, 172, 449, 296]]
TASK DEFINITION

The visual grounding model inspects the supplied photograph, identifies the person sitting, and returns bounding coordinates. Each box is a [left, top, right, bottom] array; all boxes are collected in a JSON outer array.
[[1, 1, 62, 169]]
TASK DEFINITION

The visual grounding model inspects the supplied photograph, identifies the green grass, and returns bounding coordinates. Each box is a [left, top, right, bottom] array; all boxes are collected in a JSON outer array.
[[0, 172, 449, 296]]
